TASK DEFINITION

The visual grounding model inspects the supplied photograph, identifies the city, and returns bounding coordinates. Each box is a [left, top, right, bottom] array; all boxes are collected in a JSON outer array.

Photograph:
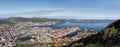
[[0, 0, 120, 47], [0, 18, 97, 47]]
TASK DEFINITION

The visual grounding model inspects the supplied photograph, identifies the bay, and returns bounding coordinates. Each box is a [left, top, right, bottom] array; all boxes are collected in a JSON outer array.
[[51, 21, 114, 32]]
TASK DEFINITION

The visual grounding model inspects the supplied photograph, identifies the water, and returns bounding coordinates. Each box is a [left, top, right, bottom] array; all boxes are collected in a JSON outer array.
[[51, 21, 114, 32]]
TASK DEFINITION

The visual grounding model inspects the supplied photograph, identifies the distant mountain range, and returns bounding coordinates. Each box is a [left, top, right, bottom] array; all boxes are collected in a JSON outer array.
[[0, 17, 115, 24], [0, 17, 65, 24]]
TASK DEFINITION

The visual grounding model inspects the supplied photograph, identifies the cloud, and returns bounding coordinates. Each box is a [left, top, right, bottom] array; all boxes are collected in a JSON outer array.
[[0, 8, 69, 18], [0, 8, 120, 20]]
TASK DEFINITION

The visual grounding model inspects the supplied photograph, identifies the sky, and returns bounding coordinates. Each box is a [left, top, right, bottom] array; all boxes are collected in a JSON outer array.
[[0, 0, 120, 20]]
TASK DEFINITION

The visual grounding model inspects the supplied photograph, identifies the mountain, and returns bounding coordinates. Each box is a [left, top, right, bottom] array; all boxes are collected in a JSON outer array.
[[5, 17, 63, 22], [0, 17, 65, 24], [65, 19, 120, 47]]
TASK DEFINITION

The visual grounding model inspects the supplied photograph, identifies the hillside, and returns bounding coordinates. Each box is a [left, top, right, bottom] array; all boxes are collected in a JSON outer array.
[[66, 19, 120, 47], [0, 20, 14, 24], [4, 17, 65, 23], [0, 17, 65, 25]]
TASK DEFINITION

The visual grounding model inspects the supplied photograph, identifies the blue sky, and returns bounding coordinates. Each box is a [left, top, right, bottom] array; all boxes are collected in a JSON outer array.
[[0, 0, 120, 20]]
